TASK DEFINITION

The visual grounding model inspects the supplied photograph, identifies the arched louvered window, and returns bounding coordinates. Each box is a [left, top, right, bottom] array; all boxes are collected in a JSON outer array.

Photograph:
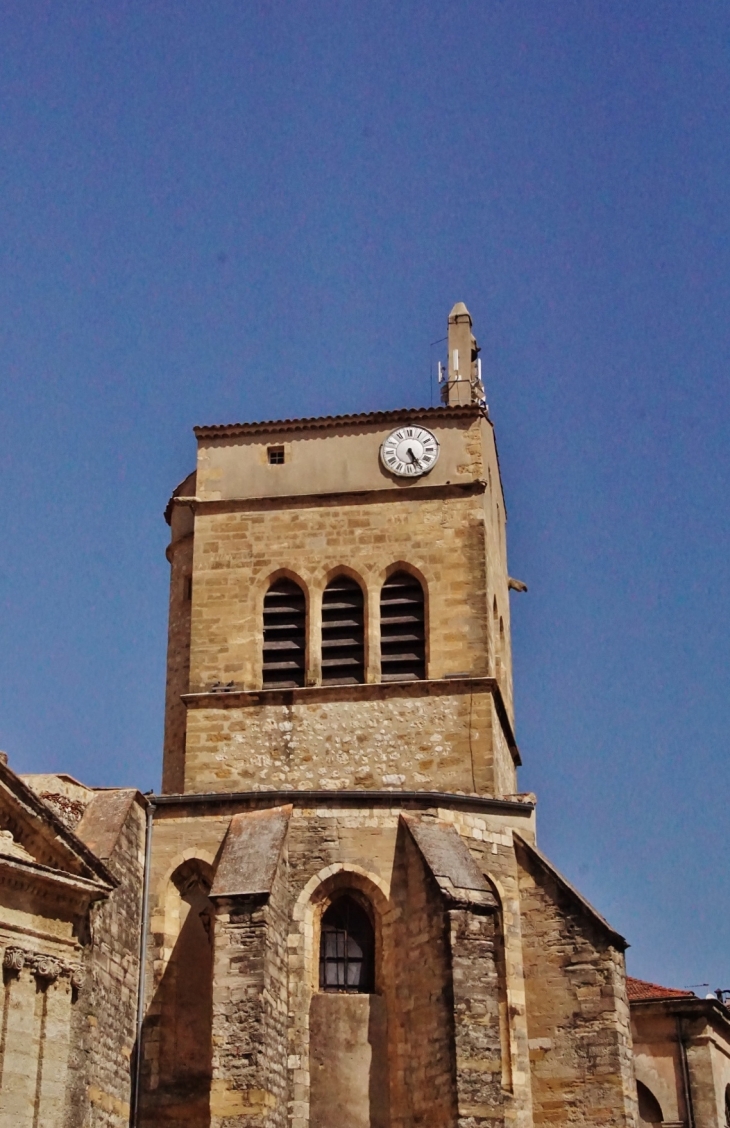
[[321, 576, 365, 685], [262, 578, 306, 688], [379, 571, 426, 681], [319, 895, 374, 993]]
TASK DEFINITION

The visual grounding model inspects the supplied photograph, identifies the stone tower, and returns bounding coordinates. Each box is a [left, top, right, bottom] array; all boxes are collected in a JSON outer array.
[[140, 305, 638, 1128]]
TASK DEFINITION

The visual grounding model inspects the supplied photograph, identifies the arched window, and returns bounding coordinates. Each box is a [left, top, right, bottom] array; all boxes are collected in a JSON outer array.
[[637, 1081, 663, 1127], [380, 571, 426, 681], [319, 895, 374, 993], [321, 576, 365, 685], [725, 1084, 730, 1128], [262, 578, 306, 688]]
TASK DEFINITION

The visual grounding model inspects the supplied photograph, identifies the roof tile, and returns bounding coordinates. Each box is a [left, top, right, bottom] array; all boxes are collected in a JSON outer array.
[[627, 976, 694, 1001]]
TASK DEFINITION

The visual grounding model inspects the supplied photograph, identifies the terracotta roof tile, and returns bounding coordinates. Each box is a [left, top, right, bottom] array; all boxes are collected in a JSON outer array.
[[193, 403, 484, 440], [626, 976, 694, 1001]]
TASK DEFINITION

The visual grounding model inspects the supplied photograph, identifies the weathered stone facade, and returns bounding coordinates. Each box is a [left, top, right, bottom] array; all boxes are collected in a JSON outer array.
[[1, 302, 728, 1126], [0, 763, 146, 1127]]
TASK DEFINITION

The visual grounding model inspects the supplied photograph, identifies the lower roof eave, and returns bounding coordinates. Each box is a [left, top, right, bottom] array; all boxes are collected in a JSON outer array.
[[151, 788, 535, 818], [630, 995, 730, 1030]]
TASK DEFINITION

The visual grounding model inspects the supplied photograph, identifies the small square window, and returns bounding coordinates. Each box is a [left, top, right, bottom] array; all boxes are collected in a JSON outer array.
[[268, 446, 285, 465]]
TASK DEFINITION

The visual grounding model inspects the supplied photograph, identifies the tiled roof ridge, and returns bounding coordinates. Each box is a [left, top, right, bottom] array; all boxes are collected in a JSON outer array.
[[626, 975, 695, 1001], [194, 403, 485, 439]]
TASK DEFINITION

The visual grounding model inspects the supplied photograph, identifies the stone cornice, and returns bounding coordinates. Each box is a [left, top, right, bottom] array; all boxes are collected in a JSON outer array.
[[0, 852, 112, 903], [0, 760, 117, 887], [630, 994, 730, 1035], [152, 789, 535, 818], [182, 676, 520, 766], [170, 478, 487, 518]]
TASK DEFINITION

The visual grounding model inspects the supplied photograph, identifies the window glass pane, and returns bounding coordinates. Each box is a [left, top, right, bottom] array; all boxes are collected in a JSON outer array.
[[347, 936, 363, 959], [318, 895, 374, 994], [346, 960, 363, 986]]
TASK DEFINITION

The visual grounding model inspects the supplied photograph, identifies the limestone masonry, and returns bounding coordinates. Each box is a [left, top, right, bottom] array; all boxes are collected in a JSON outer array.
[[0, 303, 728, 1127]]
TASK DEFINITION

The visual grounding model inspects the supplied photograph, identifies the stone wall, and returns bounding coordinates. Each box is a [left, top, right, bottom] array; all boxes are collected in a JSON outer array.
[[631, 1000, 730, 1128], [0, 952, 78, 1128], [182, 680, 517, 797], [0, 775, 146, 1128], [138, 856, 214, 1126], [209, 835, 289, 1128], [163, 530, 194, 795], [69, 791, 147, 1128], [448, 907, 505, 1128], [387, 821, 459, 1128], [514, 838, 636, 1128], [142, 798, 544, 1128], [187, 492, 490, 693], [140, 796, 642, 1128], [309, 993, 389, 1128]]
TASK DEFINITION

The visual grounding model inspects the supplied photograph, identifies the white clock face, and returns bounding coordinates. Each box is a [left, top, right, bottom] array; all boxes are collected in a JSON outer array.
[[380, 425, 440, 478]]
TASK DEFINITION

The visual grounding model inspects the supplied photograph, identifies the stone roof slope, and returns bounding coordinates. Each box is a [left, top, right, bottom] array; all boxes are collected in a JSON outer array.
[[0, 758, 115, 887], [514, 833, 628, 950]]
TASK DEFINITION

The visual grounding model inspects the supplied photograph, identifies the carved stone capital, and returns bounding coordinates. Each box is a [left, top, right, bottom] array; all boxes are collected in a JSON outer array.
[[33, 956, 63, 982], [2, 945, 82, 988], [3, 946, 26, 971]]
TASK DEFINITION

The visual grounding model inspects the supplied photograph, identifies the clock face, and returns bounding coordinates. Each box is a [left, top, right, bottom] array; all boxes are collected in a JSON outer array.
[[380, 425, 440, 478]]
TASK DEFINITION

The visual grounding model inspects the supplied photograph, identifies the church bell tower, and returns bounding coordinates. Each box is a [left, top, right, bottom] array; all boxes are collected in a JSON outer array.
[[139, 304, 637, 1128], [161, 300, 516, 800]]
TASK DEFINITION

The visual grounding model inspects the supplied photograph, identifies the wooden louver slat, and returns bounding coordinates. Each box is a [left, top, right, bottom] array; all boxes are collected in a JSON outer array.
[[321, 576, 365, 685], [380, 572, 426, 681], [262, 578, 306, 688]]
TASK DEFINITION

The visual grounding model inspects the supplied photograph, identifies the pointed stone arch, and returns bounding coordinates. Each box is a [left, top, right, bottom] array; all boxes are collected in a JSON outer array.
[[262, 573, 308, 688], [288, 865, 392, 1128], [379, 566, 428, 681], [320, 570, 367, 685]]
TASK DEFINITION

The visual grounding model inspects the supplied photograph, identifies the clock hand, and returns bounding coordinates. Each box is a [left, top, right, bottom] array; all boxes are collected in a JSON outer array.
[[406, 446, 422, 467]]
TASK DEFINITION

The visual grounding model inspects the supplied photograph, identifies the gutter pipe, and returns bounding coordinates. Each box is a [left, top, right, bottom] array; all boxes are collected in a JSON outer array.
[[676, 1015, 696, 1128]]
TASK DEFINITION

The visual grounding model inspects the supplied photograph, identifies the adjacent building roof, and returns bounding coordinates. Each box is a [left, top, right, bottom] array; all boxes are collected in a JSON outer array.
[[626, 976, 694, 1002]]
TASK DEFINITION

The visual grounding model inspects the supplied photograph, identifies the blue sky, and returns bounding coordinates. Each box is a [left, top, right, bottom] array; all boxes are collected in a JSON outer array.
[[1, 1, 729, 991]]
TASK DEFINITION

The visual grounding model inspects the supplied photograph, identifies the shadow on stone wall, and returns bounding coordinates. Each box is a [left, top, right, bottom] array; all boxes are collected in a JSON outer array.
[[138, 859, 213, 1127]]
